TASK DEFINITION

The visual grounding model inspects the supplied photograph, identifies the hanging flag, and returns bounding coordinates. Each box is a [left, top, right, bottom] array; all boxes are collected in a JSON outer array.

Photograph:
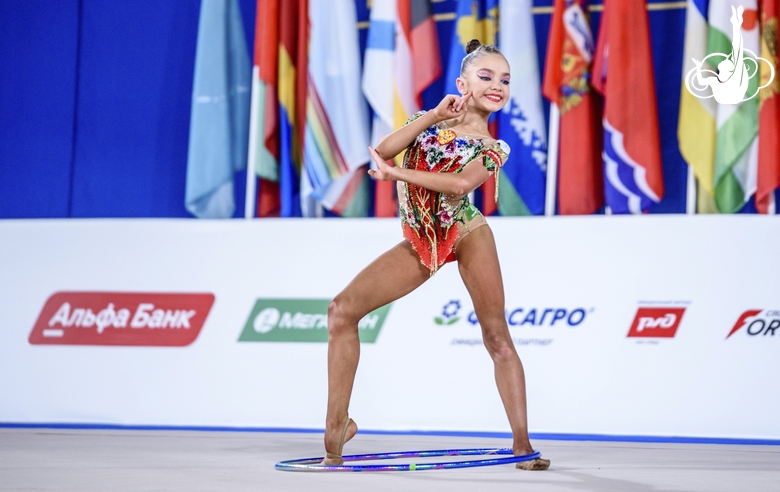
[[592, 0, 664, 214], [542, 0, 603, 215], [757, 0, 780, 213], [678, 0, 719, 213], [363, 0, 440, 217], [185, 0, 251, 218], [248, 0, 280, 217], [443, 0, 498, 97], [709, 1, 760, 213], [402, 0, 442, 108], [496, 0, 547, 216], [362, 0, 397, 217], [277, 0, 308, 217], [301, 0, 370, 217], [394, 0, 421, 129]]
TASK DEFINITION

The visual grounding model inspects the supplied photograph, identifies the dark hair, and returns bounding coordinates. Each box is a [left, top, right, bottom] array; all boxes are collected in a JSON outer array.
[[460, 39, 505, 76]]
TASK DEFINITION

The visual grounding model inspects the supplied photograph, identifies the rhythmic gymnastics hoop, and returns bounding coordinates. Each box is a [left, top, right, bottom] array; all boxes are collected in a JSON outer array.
[[275, 447, 542, 472]]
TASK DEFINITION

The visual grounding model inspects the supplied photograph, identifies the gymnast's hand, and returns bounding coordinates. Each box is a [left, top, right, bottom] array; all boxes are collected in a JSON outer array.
[[367, 147, 395, 181], [432, 92, 472, 122]]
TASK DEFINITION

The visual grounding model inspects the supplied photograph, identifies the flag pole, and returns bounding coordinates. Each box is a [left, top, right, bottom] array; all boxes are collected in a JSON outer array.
[[244, 66, 260, 219], [545, 103, 560, 216], [685, 164, 696, 215]]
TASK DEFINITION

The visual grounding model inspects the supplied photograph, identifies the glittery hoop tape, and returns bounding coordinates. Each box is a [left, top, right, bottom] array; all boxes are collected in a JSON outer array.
[[275, 447, 542, 472]]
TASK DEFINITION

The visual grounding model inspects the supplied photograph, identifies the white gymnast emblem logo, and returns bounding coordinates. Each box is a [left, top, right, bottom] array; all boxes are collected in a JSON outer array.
[[685, 6, 775, 105]]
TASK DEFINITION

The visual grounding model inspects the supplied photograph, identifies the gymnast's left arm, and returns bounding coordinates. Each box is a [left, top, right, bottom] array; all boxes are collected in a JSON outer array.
[[368, 147, 490, 196]]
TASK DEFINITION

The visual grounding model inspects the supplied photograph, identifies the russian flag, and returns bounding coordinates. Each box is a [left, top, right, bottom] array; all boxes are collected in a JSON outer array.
[[592, 0, 664, 214]]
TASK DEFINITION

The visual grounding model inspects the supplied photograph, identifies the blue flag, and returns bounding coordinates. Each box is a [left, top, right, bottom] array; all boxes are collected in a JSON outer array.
[[185, 0, 250, 218], [496, 0, 547, 215]]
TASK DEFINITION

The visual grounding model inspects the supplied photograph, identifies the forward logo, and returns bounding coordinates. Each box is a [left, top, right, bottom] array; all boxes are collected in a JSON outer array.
[[726, 309, 780, 338], [627, 307, 686, 338]]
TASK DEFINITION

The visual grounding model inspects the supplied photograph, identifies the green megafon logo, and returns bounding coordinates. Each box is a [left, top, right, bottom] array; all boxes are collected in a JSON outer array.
[[238, 299, 391, 343]]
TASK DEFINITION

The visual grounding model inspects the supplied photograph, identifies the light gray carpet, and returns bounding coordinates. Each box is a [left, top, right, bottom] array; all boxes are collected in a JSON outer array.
[[1, 429, 778, 491]]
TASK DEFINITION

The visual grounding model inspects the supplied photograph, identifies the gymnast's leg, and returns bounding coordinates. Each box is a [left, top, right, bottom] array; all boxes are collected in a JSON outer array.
[[455, 226, 543, 462], [324, 241, 430, 459]]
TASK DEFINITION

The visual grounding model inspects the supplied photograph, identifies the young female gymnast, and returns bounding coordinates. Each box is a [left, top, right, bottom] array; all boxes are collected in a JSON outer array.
[[322, 40, 550, 471]]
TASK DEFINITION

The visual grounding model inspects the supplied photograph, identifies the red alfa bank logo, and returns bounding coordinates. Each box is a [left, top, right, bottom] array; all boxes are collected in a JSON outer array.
[[726, 310, 780, 339], [627, 307, 686, 338], [29, 292, 215, 346]]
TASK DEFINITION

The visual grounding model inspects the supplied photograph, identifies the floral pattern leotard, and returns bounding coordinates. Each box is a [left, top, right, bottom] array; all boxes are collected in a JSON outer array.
[[398, 111, 510, 275]]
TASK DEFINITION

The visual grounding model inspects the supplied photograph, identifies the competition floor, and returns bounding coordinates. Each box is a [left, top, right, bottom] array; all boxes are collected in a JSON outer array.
[[1, 428, 779, 492]]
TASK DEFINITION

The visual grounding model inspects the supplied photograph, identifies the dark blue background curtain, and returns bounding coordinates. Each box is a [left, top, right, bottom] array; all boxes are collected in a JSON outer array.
[[0, 0, 256, 218], [0, 0, 759, 218]]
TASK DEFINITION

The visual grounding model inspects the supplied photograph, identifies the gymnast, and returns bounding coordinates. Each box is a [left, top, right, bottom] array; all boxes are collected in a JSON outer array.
[[322, 39, 550, 471]]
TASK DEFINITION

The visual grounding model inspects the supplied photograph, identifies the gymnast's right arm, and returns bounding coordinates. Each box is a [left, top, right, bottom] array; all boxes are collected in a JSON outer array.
[[373, 93, 472, 161]]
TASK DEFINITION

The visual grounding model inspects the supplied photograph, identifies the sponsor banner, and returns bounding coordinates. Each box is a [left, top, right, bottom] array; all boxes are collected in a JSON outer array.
[[28, 292, 214, 346], [2, 217, 779, 439], [238, 299, 390, 343]]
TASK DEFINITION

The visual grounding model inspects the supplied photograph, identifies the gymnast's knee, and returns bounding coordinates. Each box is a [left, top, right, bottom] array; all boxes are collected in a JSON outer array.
[[327, 296, 360, 338], [482, 328, 516, 362]]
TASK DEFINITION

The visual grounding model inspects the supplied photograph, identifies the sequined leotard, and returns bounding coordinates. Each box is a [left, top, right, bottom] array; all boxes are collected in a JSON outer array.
[[398, 111, 510, 275]]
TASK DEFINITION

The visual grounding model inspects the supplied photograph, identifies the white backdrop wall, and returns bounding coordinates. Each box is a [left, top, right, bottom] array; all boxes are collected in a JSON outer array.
[[1, 217, 778, 439]]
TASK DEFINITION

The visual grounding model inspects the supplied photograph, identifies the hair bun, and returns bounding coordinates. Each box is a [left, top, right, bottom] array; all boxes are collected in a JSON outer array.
[[466, 39, 481, 54]]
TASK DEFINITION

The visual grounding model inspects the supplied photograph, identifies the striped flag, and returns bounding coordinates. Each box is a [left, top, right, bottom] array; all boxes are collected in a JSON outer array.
[[757, 0, 780, 213], [592, 0, 664, 214], [710, 1, 760, 213], [496, 0, 547, 216], [249, 0, 281, 217], [678, 0, 719, 213], [185, 0, 251, 218], [362, 0, 398, 217], [542, 0, 603, 215], [363, 0, 440, 217], [277, 0, 308, 217], [301, 0, 370, 217]]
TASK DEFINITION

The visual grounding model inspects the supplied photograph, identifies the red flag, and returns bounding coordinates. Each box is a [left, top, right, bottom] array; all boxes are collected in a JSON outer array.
[[400, 0, 441, 108], [255, 0, 280, 217], [592, 0, 663, 214], [542, 0, 603, 215], [757, 0, 780, 213], [374, 180, 398, 218]]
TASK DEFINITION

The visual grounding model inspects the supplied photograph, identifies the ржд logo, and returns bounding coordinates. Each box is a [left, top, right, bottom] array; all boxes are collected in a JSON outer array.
[[627, 307, 686, 338]]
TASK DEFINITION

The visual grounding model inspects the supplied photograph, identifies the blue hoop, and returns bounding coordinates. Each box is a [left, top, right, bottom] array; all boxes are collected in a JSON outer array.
[[275, 447, 542, 472]]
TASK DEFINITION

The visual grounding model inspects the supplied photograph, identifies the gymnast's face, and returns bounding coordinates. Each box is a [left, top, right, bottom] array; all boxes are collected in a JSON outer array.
[[456, 54, 511, 113]]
